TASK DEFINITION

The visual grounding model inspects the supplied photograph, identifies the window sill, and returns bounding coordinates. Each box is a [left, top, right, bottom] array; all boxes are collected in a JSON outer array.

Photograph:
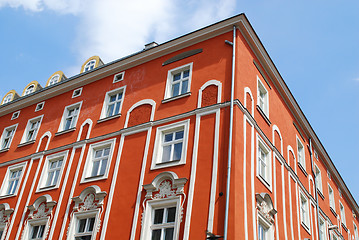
[[0, 193, 16, 199], [18, 140, 35, 148], [97, 114, 121, 123], [342, 223, 348, 232], [297, 162, 308, 177], [256, 105, 271, 126], [37, 185, 58, 193], [55, 127, 76, 136], [301, 222, 311, 234], [330, 207, 337, 217], [317, 190, 325, 200], [82, 174, 106, 183], [0, 148, 9, 153], [257, 175, 272, 192], [162, 92, 191, 103], [151, 160, 185, 170]]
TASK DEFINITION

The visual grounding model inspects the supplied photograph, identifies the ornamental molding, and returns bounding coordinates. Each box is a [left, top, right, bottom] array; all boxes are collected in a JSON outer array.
[[0, 203, 14, 225], [72, 185, 107, 212], [27, 194, 56, 219], [256, 193, 277, 224]]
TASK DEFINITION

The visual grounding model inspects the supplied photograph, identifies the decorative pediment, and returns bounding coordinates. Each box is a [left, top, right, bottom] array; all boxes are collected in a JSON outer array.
[[256, 193, 277, 224], [27, 195, 56, 219], [72, 185, 107, 212], [0, 203, 14, 224], [143, 171, 187, 200]]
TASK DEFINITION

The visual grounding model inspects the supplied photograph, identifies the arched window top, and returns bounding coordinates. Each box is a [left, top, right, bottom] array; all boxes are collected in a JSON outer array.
[[80, 56, 103, 73], [46, 71, 66, 87], [1, 90, 19, 105], [22, 81, 42, 96]]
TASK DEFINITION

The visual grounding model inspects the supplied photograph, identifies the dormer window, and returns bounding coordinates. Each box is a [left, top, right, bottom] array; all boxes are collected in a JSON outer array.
[[84, 60, 96, 72], [3, 94, 13, 104], [48, 74, 60, 86], [24, 85, 35, 96]]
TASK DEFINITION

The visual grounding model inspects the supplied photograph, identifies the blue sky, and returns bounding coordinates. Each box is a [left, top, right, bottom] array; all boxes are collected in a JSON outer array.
[[0, 0, 358, 203]]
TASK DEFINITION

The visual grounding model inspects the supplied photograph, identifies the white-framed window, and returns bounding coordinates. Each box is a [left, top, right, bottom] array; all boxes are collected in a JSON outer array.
[[151, 120, 190, 170], [314, 164, 323, 193], [100, 87, 126, 119], [21, 116, 43, 143], [48, 74, 60, 86], [256, 135, 272, 188], [11, 111, 20, 120], [257, 77, 269, 116], [69, 210, 99, 240], [26, 219, 48, 240], [37, 151, 68, 191], [297, 137, 306, 170], [83, 60, 96, 72], [113, 71, 125, 83], [340, 201, 346, 226], [58, 102, 82, 132], [164, 63, 193, 99], [319, 216, 326, 240], [0, 162, 26, 197], [72, 88, 82, 98], [141, 197, 181, 240], [258, 220, 268, 240], [2, 94, 13, 104], [299, 190, 310, 230], [328, 184, 335, 211], [35, 102, 45, 112], [81, 139, 115, 182], [354, 222, 358, 240], [0, 124, 17, 150], [24, 85, 35, 96]]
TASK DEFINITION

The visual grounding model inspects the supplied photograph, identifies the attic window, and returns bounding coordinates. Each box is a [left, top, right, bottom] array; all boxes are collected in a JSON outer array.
[[72, 88, 83, 98], [84, 60, 96, 72], [2, 94, 13, 104], [24, 85, 35, 96], [113, 72, 125, 83], [11, 111, 20, 120], [35, 102, 45, 112], [49, 74, 60, 86]]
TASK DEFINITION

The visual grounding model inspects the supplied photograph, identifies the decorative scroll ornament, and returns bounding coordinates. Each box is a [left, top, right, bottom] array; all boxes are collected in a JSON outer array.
[[27, 195, 56, 219], [256, 193, 277, 224], [154, 180, 176, 199], [0, 204, 13, 224]]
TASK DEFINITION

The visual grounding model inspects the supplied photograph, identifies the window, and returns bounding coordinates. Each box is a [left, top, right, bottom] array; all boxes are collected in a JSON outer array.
[[354, 223, 358, 240], [35, 102, 45, 112], [314, 164, 323, 193], [83, 60, 96, 72], [257, 77, 269, 116], [72, 88, 82, 98], [0, 125, 17, 150], [11, 111, 20, 120], [319, 216, 326, 240], [21, 116, 43, 143], [258, 221, 268, 240], [164, 63, 193, 99], [29, 224, 46, 239], [300, 190, 310, 230], [82, 139, 115, 182], [37, 152, 67, 191], [142, 198, 181, 240], [0, 163, 26, 196], [297, 138, 306, 170], [74, 216, 95, 240], [24, 85, 35, 96], [48, 74, 60, 86], [328, 184, 335, 211], [58, 102, 82, 132], [151, 120, 190, 170], [2, 94, 13, 104], [257, 136, 271, 188], [113, 71, 125, 83], [100, 87, 125, 119], [340, 202, 346, 226]]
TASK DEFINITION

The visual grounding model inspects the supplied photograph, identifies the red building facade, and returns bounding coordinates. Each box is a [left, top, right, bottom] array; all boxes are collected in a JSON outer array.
[[0, 14, 357, 240]]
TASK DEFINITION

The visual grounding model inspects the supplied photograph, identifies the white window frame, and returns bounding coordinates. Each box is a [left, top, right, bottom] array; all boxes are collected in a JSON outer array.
[[48, 74, 60, 86], [24, 218, 49, 240], [58, 102, 82, 132], [297, 137, 306, 170], [151, 120, 190, 170], [0, 223, 5, 240], [257, 77, 269, 116], [113, 71, 125, 83], [35, 102, 45, 112], [83, 60, 96, 72], [256, 135, 272, 190], [99, 86, 126, 119], [141, 197, 181, 240], [331, 232, 339, 240], [67, 210, 99, 240], [164, 63, 193, 100], [21, 115, 43, 143], [81, 139, 116, 183], [257, 213, 274, 240], [2, 94, 13, 104], [72, 88, 83, 98], [314, 164, 323, 193], [0, 162, 26, 197], [318, 216, 327, 240], [24, 84, 35, 96], [339, 201, 346, 226], [299, 190, 310, 231], [328, 184, 335, 211], [354, 222, 358, 240], [0, 124, 18, 150], [37, 151, 68, 192], [11, 111, 20, 120]]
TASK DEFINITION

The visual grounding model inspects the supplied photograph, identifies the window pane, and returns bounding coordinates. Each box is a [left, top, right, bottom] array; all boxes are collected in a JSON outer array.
[[172, 83, 180, 97], [162, 145, 171, 163], [99, 159, 107, 175], [173, 143, 182, 161], [165, 228, 174, 240], [152, 229, 161, 240], [91, 161, 100, 176], [181, 80, 188, 94], [173, 73, 181, 81], [88, 217, 95, 232], [38, 225, 45, 238], [78, 219, 86, 233], [154, 209, 164, 224], [164, 133, 173, 142], [107, 104, 114, 117], [31, 225, 39, 238], [53, 170, 60, 185], [103, 147, 110, 156], [95, 150, 102, 158], [167, 207, 176, 222], [46, 171, 54, 186], [175, 131, 183, 140], [114, 102, 121, 115]]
